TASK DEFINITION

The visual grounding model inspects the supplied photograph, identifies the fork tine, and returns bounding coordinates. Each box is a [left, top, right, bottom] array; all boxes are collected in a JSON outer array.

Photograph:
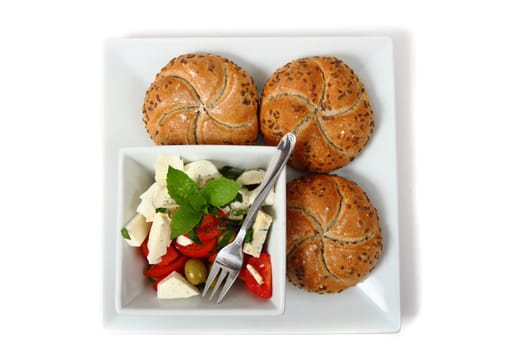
[[208, 269, 228, 301], [201, 263, 221, 297], [216, 271, 239, 304]]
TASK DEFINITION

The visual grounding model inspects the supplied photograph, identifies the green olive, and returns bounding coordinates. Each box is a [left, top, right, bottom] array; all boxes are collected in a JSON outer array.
[[184, 258, 208, 285]]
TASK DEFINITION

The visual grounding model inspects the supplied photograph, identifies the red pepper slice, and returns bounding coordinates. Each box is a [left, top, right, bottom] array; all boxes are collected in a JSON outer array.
[[195, 214, 224, 242], [144, 261, 174, 280], [208, 252, 218, 263], [239, 253, 272, 299], [144, 255, 188, 280], [171, 255, 188, 274], [174, 237, 217, 258], [155, 246, 180, 267]]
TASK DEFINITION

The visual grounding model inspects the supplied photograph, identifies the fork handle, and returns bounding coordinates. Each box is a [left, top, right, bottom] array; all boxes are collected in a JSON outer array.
[[233, 132, 296, 246]]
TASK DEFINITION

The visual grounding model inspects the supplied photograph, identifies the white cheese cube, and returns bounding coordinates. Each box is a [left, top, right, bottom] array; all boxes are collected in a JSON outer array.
[[155, 154, 184, 187], [175, 235, 194, 246], [157, 271, 200, 299], [236, 169, 266, 185], [183, 160, 221, 187], [137, 183, 158, 222], [227, 188, 251, 220], [146, 212, 171, 264], [152, 186, 178, 208], [243, 210, 273, 258], [122, 213, 151, 247], [248, 184, 275, 206]]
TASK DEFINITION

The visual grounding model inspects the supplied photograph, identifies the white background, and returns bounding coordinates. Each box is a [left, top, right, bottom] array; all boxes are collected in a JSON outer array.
[[1, 0, 524, 348]]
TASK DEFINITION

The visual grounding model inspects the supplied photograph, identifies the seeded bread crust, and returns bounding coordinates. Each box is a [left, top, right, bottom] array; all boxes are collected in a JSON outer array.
[[260, 56, 374, 172], [143, 53, 259, 145], [286, 174, 382, 294]]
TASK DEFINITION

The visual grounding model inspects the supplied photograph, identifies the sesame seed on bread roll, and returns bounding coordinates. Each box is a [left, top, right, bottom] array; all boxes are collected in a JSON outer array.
[[143, 53, 259, 145], [286, 174, 382, 294], [260, 56, 375, 172]]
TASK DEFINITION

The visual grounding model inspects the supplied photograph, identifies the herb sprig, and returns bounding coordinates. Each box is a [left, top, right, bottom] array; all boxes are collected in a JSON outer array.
[[166, 166, 241, 240]]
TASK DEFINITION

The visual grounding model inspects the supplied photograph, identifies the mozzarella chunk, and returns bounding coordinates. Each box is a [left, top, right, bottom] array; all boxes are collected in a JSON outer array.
[[155, 154, 184, 187], [246, 264, 264, 285], [183, 160, 221, 187], [140, 183, 158, 200], [157, 271, 200, 299], [247, 185, 275, 206], [175, 235, 194, 246], [136, 183, 158, 222], [122, 213, 151, 247], [235, 168, 274, 206], [227, 188, 251, 220], [146, 212, 171, 264], [236, 169, 265, 185], [152, 186, 178, 208], [137, 182, 178, 222], [243, 210, 273, 257]]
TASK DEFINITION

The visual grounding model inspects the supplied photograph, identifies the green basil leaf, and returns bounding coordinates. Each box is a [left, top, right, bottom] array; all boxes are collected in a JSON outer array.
[[187, 228, 203, 246], [120, 227, 131, 240], [202, 177, 241, 207], [244, 227, 254, 243], [155, 207, 170, 215], [231, 208, 248, 216], [170, 205, 203, 240], [189, 189, 208, 212], [166, 166, 207, 211], [232, 192, 243, 203], [207, 206, 220, 216], [219, 165, 244, 180]]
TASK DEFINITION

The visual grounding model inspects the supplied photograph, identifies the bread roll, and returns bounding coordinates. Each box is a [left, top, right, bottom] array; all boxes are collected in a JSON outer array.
[[286, 174, 382, 294], [143, 53, 259, 145], [260, 56, 374, 172]]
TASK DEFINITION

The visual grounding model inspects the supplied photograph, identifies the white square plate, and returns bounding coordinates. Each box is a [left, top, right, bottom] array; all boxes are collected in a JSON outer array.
[[103, 36, 400, 333]]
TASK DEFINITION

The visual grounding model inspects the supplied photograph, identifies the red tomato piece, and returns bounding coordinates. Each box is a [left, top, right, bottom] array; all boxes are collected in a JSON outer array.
[[170, 255, 188, 274], [200, 213, 218, 230], [208, 252, 218, 263], [175, 237, 217, 258], [144, 261, 175, 280], [196, 214, 224, 242], [239, 253, 272, 299], [155, 246, 180, 266], [144, 255, 187, 280]]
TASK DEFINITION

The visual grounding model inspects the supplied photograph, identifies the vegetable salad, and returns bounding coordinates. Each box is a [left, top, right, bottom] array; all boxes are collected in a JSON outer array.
[[121, 155, 273, 300]]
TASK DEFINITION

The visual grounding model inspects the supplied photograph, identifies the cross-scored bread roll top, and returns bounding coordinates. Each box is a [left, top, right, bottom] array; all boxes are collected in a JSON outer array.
[[286, 174, 382, 294], [143, 53, 259, 145], [260, 56, 374, 172]]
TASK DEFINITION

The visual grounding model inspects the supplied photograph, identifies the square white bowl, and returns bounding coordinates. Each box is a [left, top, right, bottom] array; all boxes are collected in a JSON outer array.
[[116, 145, 286, 316]]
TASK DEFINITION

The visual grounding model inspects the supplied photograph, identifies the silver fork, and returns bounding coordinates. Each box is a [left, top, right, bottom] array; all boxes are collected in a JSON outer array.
[[201, 133, 296, 303]]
